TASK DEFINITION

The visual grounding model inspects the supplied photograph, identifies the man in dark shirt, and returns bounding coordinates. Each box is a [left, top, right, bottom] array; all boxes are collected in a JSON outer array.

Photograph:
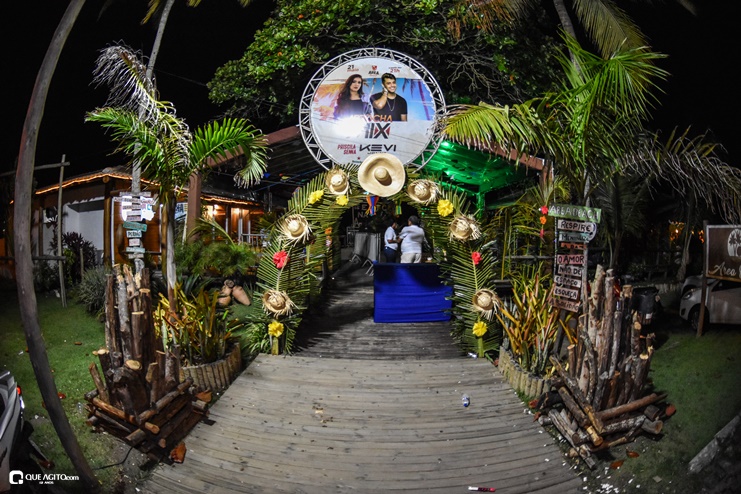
[[370, 73, 408, 122]]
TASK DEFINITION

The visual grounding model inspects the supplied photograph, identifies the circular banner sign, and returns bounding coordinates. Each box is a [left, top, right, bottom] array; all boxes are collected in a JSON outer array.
[[299, 48, 445, 170]]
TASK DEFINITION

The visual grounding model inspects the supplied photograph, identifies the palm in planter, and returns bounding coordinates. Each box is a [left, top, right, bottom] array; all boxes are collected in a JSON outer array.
[[86, 45, 267, 305]]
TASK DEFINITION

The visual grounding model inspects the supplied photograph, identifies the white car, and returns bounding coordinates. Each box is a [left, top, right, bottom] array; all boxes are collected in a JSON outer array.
[[681, 274, 703, 296], [679, 278, 741, 331]]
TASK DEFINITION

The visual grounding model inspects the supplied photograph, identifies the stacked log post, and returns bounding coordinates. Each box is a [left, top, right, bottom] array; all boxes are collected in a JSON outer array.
[[537, 265, 669, 468], [85, 265, 207, 464]]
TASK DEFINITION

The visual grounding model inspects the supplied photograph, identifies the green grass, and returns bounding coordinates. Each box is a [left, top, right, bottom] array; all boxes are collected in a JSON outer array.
[[0, 284, 124, 493], [581, 313, 741, 493]]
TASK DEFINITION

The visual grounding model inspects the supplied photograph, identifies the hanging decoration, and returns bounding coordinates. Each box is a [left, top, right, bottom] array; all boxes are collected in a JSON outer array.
[[262, 290, 296, 317], [539, 205, 549, 238], [278, 214, 312, 245], [366, 195, 378, 216], [325, 167, 350, 196], [448, 215, 481, 241], [407, 179, 439, 205]]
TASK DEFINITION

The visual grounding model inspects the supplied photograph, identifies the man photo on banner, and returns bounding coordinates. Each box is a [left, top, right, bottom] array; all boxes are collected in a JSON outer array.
[[370, 73, 408, 122]]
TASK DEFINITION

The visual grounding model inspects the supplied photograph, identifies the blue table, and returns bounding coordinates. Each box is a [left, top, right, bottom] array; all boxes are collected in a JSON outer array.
[[373, 262, 452, 323]]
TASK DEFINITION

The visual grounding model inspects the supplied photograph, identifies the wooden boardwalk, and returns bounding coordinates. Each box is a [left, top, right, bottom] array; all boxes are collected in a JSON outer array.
[[140, 265, 583, 493]]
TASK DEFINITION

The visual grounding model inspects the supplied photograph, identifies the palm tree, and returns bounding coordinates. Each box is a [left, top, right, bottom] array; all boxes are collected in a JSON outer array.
[[121, 0, 254, 194], [86, 45, 267, 303], [592, 173, 651, 269], [456, 0, 693, 60], [443, 36, 741, 267], [14, 1, 100, 490]]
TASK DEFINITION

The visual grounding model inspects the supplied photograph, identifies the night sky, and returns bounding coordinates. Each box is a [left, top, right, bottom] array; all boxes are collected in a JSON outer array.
[[4, 1, 738, 188]]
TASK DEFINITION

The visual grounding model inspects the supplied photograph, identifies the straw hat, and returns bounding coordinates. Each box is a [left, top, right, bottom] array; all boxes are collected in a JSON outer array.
[[357, 153, 406, 197], [407, 179, 439, 205], [279, 214, 312, 245], [448, 215, 481, 242], [472, 289, 499, 319], [325, 167, 350, 195], [262, 289, 295, 317]]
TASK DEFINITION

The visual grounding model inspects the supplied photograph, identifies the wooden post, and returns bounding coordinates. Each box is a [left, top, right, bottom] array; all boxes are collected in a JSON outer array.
[[103, 179, 112, 268], [697, 220, 709, 337], [57, 155, 67, 307]]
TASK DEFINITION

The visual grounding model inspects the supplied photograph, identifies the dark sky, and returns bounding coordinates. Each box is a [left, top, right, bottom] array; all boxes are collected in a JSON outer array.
[[5, 0, 274, 185], [631, 0, 738, 164], [4, 1, 738, 188]]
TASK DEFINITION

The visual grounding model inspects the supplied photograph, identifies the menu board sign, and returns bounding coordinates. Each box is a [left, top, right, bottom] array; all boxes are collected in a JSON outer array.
[[119, 192, 155, 259], [550, 204, 602, 313]]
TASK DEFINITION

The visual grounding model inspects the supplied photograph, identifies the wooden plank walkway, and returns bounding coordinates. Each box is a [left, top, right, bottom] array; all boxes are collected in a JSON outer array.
[[140, 265, 583, 493]]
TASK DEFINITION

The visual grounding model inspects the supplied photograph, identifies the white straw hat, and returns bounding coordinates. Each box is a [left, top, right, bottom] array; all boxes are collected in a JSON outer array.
[[357, 153, 406, 197], [472, 289, 499, 319], [262, 289, 296, 317], [279, 214, 312, 245], [407, 179, 439, 205], [448, 215, 481, 242], [325, 167, 350, 195]]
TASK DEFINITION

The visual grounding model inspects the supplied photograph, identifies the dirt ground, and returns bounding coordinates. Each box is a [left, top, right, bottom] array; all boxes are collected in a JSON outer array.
[[109, 443, 153, 494]]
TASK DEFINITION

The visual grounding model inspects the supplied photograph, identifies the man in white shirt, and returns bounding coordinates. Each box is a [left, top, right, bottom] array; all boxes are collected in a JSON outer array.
[[398, 215, 426, 263], [383, 219, 399, 263]]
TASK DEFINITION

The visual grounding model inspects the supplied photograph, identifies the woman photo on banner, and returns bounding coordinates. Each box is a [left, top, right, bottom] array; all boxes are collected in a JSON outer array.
[[333, 74, 372, 120]]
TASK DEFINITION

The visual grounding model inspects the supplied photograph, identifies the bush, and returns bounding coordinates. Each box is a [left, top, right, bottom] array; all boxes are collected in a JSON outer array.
[[33, 260, 59, 293], [74, 265, 110, 318], [49, 230, 98, 286], [494, 264, 575, 377], [154, 282, 243, 365], [175, 219, 258, 285]]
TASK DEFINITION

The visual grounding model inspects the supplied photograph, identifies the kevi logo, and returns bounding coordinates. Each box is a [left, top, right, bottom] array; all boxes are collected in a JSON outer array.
[[9, 470, 24, 484]]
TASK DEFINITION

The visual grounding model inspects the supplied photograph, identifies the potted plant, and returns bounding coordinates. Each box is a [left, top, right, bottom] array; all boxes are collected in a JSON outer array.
[[494, 264, 575, 398], [154, 279, 245, 392]]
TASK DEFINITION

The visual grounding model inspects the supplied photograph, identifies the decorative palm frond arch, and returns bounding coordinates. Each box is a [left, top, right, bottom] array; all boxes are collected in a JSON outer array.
[[241, 167, 504, 359]]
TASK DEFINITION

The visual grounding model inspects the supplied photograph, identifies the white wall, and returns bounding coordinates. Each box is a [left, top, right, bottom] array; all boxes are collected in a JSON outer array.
[[40, 203, 104, 257], [64, 205, 104, 251]]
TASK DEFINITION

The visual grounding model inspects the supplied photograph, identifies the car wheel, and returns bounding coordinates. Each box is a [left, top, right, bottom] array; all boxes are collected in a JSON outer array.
[[689, 307, 709, 332]]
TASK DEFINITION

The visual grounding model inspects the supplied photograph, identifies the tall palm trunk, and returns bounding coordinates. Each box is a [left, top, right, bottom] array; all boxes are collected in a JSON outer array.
[[132, 0, 176, 194], [551, 0, 577, 40], [165, 197, 177, 306], [14, 1, 99, 490], [552, 0, 580, 67]]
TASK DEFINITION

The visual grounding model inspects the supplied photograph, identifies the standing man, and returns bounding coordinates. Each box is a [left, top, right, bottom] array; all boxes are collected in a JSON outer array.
[[383, 219, 399, 263], [371, 73, 408, 122], [398, 215, 425, 263]]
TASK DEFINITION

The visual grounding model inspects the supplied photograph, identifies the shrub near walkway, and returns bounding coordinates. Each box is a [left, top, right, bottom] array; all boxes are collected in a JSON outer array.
[[0, 282, 135, 493]]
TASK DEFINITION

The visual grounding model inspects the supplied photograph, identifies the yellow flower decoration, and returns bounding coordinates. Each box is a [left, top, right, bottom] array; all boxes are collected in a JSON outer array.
[[437, 199, 454, 217], [336, 194, 348, 206], [472, 320, 487, 337], [268, 320, 284, 338], [308, 190, 324, 205]]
